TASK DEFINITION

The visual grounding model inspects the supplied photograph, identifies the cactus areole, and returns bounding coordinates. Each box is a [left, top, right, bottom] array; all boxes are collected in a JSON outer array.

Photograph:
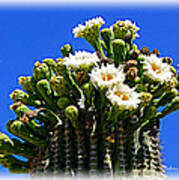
[[0, 17, 179, 179]]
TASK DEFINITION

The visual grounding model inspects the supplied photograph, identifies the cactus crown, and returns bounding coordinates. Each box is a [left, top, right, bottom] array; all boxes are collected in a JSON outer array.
[[0, 16, 178, 179]]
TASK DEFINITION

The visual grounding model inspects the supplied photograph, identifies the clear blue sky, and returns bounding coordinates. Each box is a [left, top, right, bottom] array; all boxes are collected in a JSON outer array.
[[0, 5, 178, 178]]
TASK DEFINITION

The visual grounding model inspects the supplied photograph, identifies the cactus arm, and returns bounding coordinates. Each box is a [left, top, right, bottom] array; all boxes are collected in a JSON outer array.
[[101, 28, 114, 59], [36, 79, 55, 108], [112, 39, 126, 67]]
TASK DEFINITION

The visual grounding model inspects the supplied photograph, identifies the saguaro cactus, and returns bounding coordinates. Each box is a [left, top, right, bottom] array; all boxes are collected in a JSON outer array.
[[0, 16, 179, 179]]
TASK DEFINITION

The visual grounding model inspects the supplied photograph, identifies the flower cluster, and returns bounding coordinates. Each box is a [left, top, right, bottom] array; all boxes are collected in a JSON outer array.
[[63, 51, 100, 70], [72, 17, 105, 38]]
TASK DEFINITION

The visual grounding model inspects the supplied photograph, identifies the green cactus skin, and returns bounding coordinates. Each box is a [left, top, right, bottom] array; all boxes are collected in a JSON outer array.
[[1, 17, 179, 179], [112, 39, 126, 67], [101, 28, 114, 59]]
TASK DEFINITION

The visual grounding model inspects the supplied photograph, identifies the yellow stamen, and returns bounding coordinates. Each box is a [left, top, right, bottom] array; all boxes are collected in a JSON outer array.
[[151, 64, 161, 74], [102, 73, 114, 81], [115, 91, 129, 101]]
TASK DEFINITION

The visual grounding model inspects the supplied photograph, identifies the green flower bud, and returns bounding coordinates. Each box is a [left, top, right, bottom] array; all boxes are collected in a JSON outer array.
[[18, 76, 36, 93], [10, 89, 41, 107], [136, 84, 148, 92], [81, 82, 94, 105], [61, 44, 73, 57], [42, 58, 56, 77], [10, 102, 31, 118], [6, 120, 46, 147], [140, 92, 152, 106], [101, 28, 114, 58], [33, 61, 50, 81], [36, 79, 54, 107], [137, 54, 146, 62], [50, 75, 69, 97], [55, 61, 67, 76], [112, 39, 126, 67], [65, 105, 79, 128], [57, 96, 71, 109]]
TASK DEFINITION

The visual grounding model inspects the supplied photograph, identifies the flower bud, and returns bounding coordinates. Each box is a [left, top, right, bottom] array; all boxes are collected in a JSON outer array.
[[61, 44, 73, 57], [50, 75, 69, 96], [18, 76, 36, 93], [140, 47, 149, 55], [65, 105, 79, 128], [130, 49, 140, 59], [33, 61, 50, 81], [10, 89, 41, 107], [150, 49, 160, 57], [10, 102, 31, 118], [127, 67, 138, 81], [55, 61, 67, 76], [162, 57, 173, 65], [57, 96, 71, 109], [36, 79, 53, 107]]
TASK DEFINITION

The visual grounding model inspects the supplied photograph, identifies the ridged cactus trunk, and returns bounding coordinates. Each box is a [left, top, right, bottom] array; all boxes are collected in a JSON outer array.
[[0, 16, 179, 179]]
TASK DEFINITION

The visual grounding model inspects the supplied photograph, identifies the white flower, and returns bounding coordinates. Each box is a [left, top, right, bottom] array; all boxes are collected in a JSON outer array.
[[72, 16, 105, 38], [143, 54, 173, 83], [63, 51, 100, 69], [106, 84, 141, 110], [124, 19, 140, 31], [85, 16, 105, 28], [90, 64, 125, 89], [72, 24, 86, 38]]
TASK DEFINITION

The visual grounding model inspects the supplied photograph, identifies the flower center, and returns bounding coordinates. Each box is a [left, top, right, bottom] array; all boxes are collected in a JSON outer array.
[[151, 63, 161, 74], [114, 91, 129, 101], [102, 73, 114, 81]]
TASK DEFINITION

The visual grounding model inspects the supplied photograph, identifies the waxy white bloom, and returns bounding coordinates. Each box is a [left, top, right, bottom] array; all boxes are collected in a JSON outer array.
[[106, 84, 141, 110], [72, 16, 105, 37], [90, 64, 125, 89], [63, 51, 100, 69], [143, 54, 173, 83], [123, 19, 140, 31], [85, 16, 105, 28]]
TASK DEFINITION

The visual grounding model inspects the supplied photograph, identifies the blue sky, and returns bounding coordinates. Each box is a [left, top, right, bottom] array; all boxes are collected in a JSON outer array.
[[0, 6, 178, 178]]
